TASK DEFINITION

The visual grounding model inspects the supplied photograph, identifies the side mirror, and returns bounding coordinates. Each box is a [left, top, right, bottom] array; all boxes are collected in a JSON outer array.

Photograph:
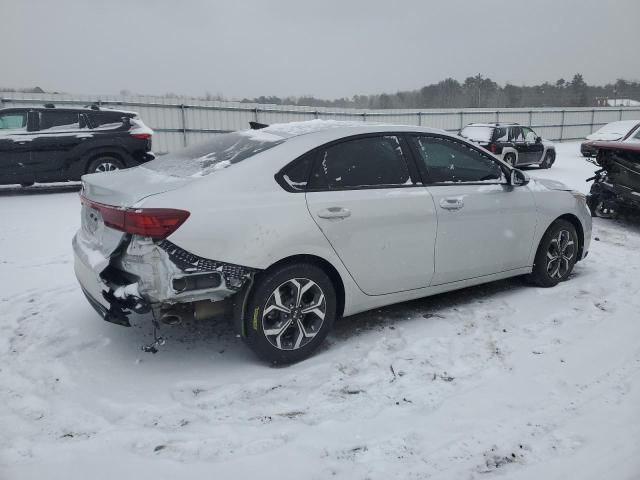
[[510, 168, 529, 186], [535, 136, 542, 144]]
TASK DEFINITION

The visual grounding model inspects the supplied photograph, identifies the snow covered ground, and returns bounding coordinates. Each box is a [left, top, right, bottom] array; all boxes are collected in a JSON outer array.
[[1, 142, 639, 480]]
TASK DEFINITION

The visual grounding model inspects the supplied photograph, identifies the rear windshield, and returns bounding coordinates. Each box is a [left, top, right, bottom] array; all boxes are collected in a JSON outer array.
[[459, 125, 494, 142], [144, 130, 285, 177]]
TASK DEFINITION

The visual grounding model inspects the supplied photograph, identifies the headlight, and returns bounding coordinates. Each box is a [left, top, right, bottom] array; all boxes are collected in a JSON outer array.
[[571, 190, 587, 202]]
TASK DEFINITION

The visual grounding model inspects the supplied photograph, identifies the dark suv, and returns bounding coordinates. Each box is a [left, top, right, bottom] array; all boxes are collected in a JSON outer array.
[[0, 105, 154, 186], [459, 122, 556, 168]]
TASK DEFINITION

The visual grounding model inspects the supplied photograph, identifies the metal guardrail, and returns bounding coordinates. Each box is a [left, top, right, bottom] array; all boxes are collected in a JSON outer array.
[[2, 94, 639, 153]]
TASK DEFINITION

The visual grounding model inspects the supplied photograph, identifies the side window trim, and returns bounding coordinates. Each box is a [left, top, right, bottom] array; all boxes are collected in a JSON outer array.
[[275, 133, 422, 193], [274, 150, 318, 193], [407, 133, 509, 186], [308, 134, 416, 192], [37, 110, 82, 133]]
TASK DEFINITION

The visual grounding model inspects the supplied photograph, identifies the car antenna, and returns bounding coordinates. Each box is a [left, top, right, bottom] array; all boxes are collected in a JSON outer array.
[[249, 121, 269, 130], [43, 103, 55, 108]]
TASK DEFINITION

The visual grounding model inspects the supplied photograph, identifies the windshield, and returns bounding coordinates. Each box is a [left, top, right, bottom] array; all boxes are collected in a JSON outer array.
[[144, 130, 285, 177], [459, 125, 493, 142]]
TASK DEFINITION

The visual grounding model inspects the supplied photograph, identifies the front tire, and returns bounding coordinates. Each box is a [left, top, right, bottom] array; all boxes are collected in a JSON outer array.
[[243, 263, 337, 364], [528, 219, 578, 287], [540, 150, 555, 169]]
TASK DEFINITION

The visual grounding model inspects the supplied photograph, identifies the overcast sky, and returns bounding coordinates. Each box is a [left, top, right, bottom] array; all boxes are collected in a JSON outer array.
[[2, 0, 639, 99]]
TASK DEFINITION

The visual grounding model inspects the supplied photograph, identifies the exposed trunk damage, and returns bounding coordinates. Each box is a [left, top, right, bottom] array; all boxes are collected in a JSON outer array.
[[73, 166, 258, 349], [75, 229, 257, 322]]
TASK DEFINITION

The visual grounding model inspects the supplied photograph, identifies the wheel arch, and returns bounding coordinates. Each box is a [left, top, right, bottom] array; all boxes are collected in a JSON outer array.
[[258, 254, 346, 319], [545, 147, 556, 159], [554, 213, 584, 260], [502, 147, 518, 160]]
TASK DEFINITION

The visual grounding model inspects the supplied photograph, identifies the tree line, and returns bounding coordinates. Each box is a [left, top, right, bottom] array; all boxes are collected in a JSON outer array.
[[4, 75, 639, 110], [239, 75, 640, 109]]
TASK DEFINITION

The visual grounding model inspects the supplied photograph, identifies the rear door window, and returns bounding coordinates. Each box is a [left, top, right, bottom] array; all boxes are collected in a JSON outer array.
[[0, 112, 27, 130], [494, 127, 508, 142], [38, 111, 83, 131], [411, 136, 505, 183], [509, 126, 525, 142], [308, 135, 411, 190]]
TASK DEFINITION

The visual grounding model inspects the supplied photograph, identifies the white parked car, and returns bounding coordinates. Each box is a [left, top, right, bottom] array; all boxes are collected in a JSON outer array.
[[73, 120, 592, 363]]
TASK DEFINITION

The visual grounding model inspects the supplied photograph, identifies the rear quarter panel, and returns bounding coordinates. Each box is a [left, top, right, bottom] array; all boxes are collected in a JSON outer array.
[[139, 158, 366, 311]]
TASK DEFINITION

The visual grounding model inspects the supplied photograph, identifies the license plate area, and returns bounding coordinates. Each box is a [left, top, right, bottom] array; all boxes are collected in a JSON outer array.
[[82, 204, 104, 236]]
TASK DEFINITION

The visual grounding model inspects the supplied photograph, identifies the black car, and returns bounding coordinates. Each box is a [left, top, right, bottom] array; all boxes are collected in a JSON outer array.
[[0, 105, 154, 186], [459, 122, 556, 168]]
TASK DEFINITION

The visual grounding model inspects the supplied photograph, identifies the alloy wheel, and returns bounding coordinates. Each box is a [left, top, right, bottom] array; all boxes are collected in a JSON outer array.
[[546, 229, 575, 280], [262, 278, 326, 350], [95, 162, 120, 173]]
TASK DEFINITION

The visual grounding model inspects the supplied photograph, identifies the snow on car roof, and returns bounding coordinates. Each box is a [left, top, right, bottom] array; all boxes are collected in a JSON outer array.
[[252, 119, 445, 140], [593, 120, 640, 134]]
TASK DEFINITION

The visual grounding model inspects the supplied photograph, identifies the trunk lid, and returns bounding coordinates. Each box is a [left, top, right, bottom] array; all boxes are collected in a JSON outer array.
[[81, 166, 191, 207], [78, 166, 192, 263]]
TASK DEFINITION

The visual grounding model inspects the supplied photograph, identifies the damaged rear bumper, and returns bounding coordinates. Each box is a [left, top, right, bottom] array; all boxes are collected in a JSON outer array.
[[73, 231, 256, 327], [73, 237, 151, 326]]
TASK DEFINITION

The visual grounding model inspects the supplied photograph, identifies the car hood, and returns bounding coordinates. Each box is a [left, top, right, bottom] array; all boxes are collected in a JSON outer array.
[[81, 166, 192, 207], [585, 133, 623, 141], [529, 177, 572, 192]]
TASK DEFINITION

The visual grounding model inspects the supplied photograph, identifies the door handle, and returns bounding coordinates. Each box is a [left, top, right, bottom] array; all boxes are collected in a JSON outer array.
[[317, 207, 351, 219], [439, 197, 464, 210]]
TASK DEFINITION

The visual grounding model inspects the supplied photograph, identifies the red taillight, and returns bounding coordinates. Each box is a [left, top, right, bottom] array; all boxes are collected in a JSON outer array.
[[488, 143, 497, 154], [81, 196, 189, 239], [130, 132, 152, 140]]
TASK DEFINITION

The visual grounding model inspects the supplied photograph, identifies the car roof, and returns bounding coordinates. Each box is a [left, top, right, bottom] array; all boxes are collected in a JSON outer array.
[[258, 119, 446, 141], [599, 119, 640, 127], [0, 106, 136, 115], [463, 122, 520, 128]]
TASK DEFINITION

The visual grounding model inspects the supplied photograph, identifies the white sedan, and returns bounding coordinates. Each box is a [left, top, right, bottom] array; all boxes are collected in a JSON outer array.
[[73, 120, 592, 363]]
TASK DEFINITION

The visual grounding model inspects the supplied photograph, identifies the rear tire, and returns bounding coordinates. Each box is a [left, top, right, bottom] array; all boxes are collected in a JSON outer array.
[[528, 219, 578, 287], [503, 153, 516, 166], [87, 156, 124, 174], [243, 263, 337, 364]]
